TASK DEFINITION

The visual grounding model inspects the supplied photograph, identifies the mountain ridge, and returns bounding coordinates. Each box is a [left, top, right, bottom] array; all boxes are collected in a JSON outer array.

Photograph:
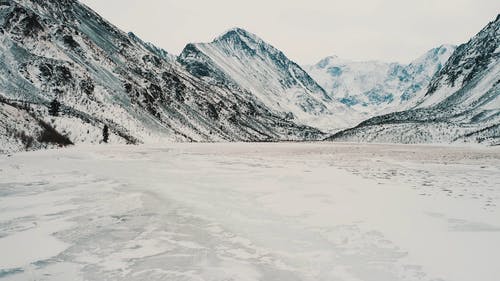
[[178, 27, 356, 131], [327, 15, 500, 145], [304, 44, 456, 119], [0, 0, 324, 153], [0, 1, 498, 152]]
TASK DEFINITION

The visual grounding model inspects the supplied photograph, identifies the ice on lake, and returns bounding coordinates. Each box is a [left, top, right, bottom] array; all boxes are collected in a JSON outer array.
[[1, 143, 499, 281]]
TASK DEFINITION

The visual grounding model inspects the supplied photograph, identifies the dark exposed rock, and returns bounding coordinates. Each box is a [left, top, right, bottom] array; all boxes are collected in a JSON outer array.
[[80, 78, 94, 96], [63, 34, 79, 48], [207, 103, 219, 120]]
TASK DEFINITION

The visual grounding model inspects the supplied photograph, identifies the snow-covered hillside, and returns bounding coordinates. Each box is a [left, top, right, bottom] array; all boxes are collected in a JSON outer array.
[[178, 28, 355, 131], [0, 0, 322, 154], [305, 45, 455, 118], [328, 15, 500, 145], [0, 96, 75, 153], [0, 0, 497, 150]]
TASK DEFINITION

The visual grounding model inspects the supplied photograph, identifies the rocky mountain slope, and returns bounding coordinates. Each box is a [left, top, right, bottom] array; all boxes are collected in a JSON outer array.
[[328, 15, 500, 145], [178, 28, 354, 131], [1, 0, 497, 152], [0, 0, 322, 153], [305, 45, 456, 119]]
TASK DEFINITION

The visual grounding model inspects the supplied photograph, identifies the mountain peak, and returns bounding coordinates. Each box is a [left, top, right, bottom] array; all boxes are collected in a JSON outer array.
[[437, 44, 456, 50], [315, 55, 342, 68], [179, 27, 336, 129], [221, 27, 250, 35], [214, 27, 262, 44], [409, 44, 456, 68], [434, 44, 457, 54]]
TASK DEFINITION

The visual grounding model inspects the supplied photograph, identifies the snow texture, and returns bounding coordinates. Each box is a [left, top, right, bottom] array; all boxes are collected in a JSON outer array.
[[1, 143, 499, 281]]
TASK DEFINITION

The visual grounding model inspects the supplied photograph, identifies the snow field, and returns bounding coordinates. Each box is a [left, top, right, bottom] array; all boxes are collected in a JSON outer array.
[[1, 143, 499, 281]]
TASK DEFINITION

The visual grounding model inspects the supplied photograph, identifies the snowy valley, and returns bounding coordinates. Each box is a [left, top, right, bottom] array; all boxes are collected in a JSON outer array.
[[0, 2, 500, 281]]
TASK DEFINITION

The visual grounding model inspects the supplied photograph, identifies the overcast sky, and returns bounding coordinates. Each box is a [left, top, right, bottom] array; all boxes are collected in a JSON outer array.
[[80, 0, 499, 65]]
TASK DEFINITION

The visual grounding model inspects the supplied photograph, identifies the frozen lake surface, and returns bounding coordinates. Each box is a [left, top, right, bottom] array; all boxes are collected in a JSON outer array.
[[1, 143, 499, 281]]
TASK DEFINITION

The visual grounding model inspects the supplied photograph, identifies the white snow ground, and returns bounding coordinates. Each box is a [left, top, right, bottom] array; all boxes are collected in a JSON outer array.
[[1, 143, 499, 281]]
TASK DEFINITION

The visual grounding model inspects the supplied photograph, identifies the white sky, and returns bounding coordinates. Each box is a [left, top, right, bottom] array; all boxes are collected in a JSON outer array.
[[80, 0, 499, 65]]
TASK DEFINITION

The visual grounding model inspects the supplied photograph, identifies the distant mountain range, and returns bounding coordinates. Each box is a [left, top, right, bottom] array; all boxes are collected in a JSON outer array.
[[304, 45, 456, 118], [0, 0, 498, 152], [328, 15, 499, 145]]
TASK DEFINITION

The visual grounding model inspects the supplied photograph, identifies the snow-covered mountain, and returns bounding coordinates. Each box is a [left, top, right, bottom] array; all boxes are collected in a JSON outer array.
[[304, 45, 456, 118], [0, 0, 323, 153], [328, 15, 500, 145], [178, 28, 354, 131], [1, 0, 497, 152]]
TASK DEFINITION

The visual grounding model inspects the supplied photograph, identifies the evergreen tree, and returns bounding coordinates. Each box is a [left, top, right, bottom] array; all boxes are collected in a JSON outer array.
[[49, 99, 60, 116], [103, 124, 109, 143]]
